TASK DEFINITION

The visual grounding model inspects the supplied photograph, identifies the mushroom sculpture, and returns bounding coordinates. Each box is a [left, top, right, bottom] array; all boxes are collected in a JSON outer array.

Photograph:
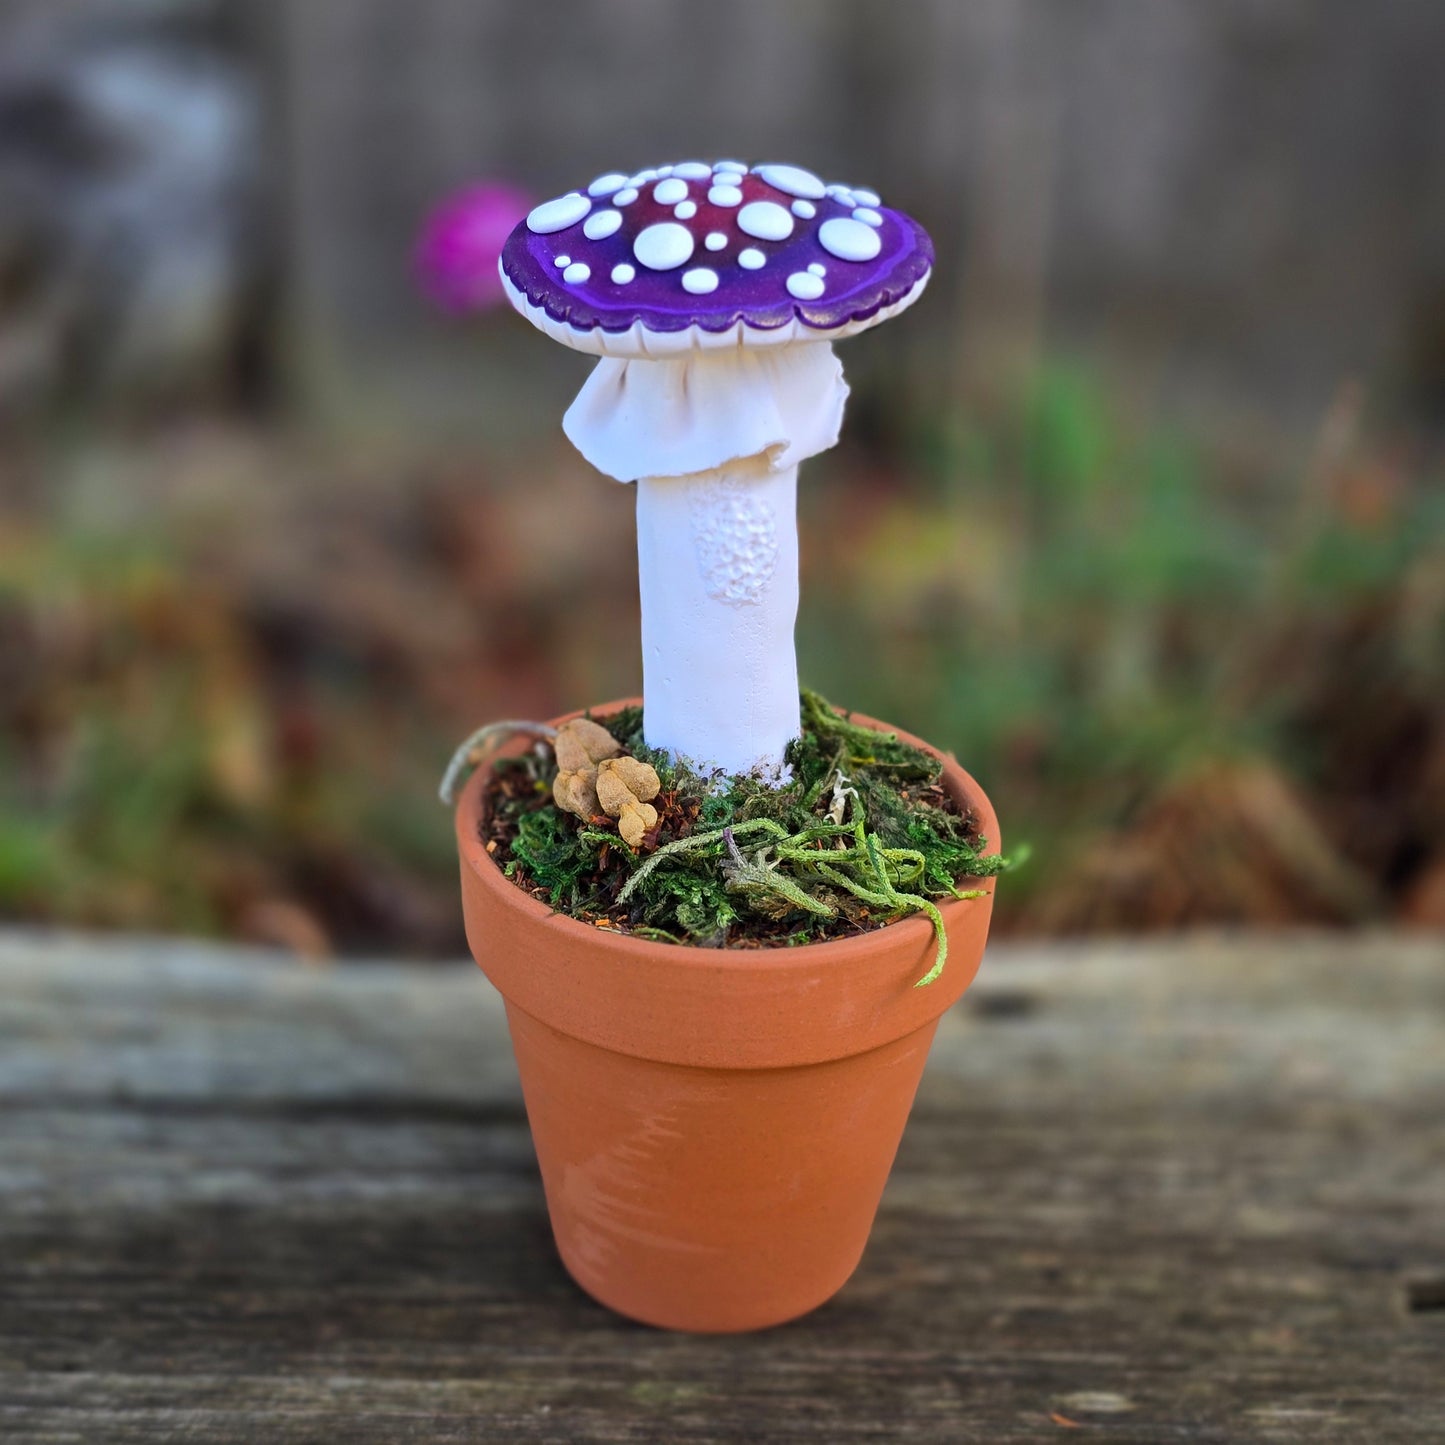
[[501, 160, 932, 778]]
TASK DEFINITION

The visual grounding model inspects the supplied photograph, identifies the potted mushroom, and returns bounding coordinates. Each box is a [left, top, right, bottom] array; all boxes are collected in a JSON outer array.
[[449, 159, 1002, 1332]]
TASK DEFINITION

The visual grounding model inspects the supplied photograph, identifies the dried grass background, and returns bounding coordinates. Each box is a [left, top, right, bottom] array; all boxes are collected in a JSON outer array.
[[3, 370, 1440, 958]]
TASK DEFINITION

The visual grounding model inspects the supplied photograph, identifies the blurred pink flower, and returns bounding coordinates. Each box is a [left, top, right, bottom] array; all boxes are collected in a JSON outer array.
[[414, 182, 533, 313]]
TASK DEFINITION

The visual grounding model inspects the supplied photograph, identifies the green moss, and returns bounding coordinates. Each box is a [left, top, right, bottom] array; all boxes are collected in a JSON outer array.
[[486, 691, 1012, 984]]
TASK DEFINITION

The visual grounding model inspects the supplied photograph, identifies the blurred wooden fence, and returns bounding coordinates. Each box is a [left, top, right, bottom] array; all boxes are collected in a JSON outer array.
[[276, 0, 1445, 434], [3, 0, 1444, 434]]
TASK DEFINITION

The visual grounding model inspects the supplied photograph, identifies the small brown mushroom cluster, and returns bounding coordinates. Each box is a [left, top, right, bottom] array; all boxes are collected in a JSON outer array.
[[552, 717, 662, 849]]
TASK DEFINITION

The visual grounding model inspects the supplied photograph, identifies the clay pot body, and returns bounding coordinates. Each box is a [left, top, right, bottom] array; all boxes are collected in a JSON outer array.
[[456, 702, 999, 1333]]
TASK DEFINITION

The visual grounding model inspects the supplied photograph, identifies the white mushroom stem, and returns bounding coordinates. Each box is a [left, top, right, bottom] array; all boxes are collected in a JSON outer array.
[[562, 340, 849, 778], [636, 458, 800, 777]]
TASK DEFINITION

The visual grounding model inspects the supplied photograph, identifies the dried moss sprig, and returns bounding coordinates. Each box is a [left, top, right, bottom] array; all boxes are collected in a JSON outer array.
[[620, 812, 984, 985]]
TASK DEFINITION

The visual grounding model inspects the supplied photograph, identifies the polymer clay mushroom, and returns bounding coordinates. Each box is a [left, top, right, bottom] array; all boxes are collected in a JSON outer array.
[[501, 161, 932, 777]]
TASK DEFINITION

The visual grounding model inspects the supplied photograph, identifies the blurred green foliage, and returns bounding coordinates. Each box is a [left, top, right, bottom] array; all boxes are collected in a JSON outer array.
[[801, 365, 1444, 924]]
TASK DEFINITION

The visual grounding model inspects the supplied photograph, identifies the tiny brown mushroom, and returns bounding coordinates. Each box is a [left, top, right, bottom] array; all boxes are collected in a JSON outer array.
[[553, 768, 601, 821], [554, 717, 622, 774], [594, 757, 662, 850], [595, 755, 661, 810], [616, 799, 659, 849]]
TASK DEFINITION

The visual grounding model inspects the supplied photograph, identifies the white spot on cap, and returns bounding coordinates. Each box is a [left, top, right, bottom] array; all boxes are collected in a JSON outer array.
[[713, 159, 746, 171], [853, 207, 883, 227], [554, 255, 570, 267], [613, 187, 639, 206], [672, 161, 713, 179], [674, 200, 698, 220], [705, 231, 728, 251], [708, 185, 743, 208], [611, 263, 636, 284], [658, 165, 674, 177], [633, 222, 695, 270], [791, 199, 816, 219], [755, 164, 826, 200], [853, 188, 881, 206], [681, 267, 719, 295], [738, 248, 766, 270], [583, 209, 622, 240], [808, 262, 826, 277], [786, 271, 826, 300], [819, 217, 881, 262], [738, 201, 793, 242], [587, 173, 628, 197], [653, 178, 689, 205], [527, 193, 590, 234], [562, 262, 591, 283]]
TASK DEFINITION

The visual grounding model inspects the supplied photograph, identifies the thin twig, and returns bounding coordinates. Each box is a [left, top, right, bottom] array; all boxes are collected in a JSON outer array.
[[438, 721, 558, 805]]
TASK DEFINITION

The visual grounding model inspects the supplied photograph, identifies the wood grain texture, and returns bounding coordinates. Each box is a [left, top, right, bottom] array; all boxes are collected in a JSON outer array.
[[1, 928, 1442, 1442]]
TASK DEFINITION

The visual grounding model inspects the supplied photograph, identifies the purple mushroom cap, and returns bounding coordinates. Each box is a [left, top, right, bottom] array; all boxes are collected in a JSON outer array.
[[501, 160, 933, 357]]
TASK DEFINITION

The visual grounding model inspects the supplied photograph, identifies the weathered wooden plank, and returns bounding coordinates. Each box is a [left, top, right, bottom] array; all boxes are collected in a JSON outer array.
[[0, 929, 1442, 1442]]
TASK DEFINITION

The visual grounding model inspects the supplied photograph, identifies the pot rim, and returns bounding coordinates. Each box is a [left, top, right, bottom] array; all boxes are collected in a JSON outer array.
[[456, 697, 1000, 973]]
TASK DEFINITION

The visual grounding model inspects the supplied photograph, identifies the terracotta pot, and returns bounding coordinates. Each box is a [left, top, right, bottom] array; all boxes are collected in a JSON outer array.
[[455, 700, 999, 1333]]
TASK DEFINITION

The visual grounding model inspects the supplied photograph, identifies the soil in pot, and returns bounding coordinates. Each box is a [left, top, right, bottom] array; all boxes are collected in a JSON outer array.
[[475, 690, 1007, 983]]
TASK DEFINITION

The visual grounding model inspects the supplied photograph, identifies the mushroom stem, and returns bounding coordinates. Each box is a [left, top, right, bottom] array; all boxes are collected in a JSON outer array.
[[636, 456, 800, 777]]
